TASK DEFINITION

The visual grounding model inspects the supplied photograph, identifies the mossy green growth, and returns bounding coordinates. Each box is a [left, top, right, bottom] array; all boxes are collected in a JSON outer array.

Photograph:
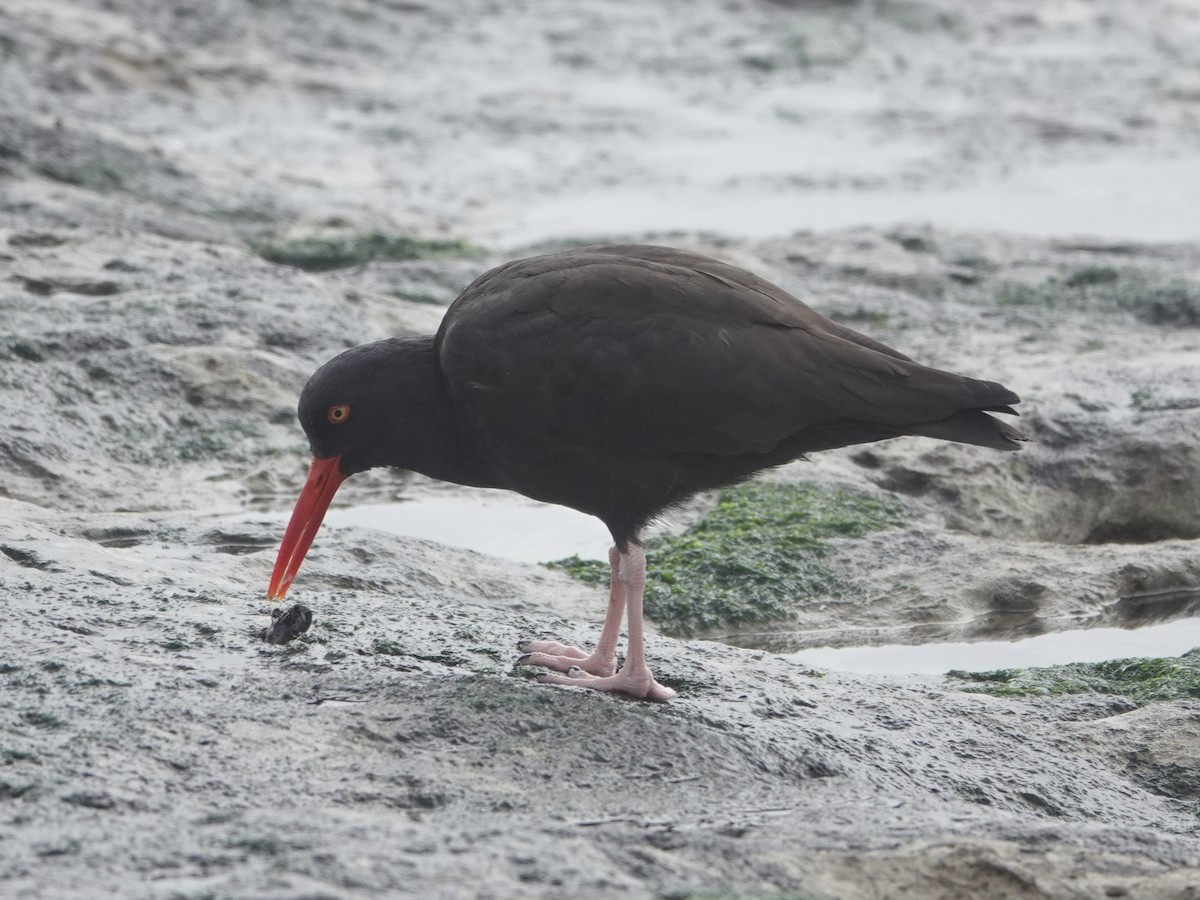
[[948, 648, 1200, 704], [372, 637, 406, 656], [126, 419, 267, 466], [548, 481, 907, 637], [989, 267, 1200, 326], [252, 231, 482, 272], [1129, 385, 1197, 412]]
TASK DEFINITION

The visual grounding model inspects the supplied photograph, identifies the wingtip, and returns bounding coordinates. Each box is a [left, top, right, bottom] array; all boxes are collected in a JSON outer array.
[[997, 419, 1031, 449]]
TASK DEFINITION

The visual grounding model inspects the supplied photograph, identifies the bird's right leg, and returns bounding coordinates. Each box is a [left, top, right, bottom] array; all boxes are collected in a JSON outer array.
[[516, 546, 624, 677]]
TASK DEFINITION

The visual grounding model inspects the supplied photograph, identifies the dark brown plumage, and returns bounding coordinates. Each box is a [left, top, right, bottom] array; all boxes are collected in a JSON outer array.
[[270, 244, 1025, 701]]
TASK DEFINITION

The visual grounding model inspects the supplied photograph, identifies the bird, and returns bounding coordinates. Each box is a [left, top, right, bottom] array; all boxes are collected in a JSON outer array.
[[268, 244, 1026, 701]]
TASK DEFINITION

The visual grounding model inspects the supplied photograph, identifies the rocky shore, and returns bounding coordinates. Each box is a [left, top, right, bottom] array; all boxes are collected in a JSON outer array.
[[3, 2, 1199, 897]]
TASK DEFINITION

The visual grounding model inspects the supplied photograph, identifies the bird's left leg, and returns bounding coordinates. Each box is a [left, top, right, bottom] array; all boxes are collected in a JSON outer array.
[[516, 546, 624, 677]]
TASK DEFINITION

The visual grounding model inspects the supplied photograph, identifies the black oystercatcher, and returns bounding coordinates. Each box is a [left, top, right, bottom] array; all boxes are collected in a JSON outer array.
[[268, 244, 1026, 701]]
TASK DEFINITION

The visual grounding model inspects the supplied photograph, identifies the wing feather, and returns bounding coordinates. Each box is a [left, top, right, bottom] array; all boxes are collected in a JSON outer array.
[[437, 246, 1019, 458]]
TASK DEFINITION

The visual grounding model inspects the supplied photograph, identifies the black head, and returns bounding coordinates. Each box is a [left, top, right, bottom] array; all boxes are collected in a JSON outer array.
[[297, 337, 432, 476], [269, 336, 444, 600]]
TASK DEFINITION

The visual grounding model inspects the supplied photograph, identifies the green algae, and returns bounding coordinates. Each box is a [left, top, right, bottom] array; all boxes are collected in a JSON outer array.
[[372, 637, 406, 656], [549, 481, 907, 637], [989, 267, 1200, 326], [948, 648, 1200, 704], [252, 231, 482, 272]]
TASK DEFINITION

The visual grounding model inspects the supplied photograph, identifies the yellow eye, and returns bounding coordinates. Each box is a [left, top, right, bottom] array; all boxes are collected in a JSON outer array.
[[327, 403, 351, 425]]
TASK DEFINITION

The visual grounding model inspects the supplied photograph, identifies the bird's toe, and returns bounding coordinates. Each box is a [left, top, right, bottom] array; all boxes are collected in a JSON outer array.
[[517, 639, 589, 659], [534, 665, 676, 702], [516, 648, 615, 676], [534, 671, 580, 688]]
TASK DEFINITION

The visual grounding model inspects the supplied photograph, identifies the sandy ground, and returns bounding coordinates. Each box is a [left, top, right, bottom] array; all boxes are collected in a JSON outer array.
[[3, 1, 1200, 898]]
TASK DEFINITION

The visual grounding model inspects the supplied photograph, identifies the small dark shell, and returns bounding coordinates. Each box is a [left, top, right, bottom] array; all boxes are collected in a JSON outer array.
[[259, 604, 314, 644]]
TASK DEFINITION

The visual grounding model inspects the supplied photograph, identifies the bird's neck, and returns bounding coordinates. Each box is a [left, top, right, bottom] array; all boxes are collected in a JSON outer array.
[[373, 337, 500, 489]]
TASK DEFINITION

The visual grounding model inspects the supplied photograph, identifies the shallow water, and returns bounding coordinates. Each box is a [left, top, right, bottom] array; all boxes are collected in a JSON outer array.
[[324, 494, 611, 564], [500, 155, 1200, 244], [791, 617, 1200, 675]]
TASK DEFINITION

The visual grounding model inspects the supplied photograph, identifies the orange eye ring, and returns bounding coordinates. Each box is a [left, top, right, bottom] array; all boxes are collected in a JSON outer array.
[[327, 403, 351, 425]]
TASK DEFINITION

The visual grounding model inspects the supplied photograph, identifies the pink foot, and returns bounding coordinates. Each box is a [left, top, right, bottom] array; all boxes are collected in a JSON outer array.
[[536, 663, 677, 703], [516, 639, 616, 677], [518, 544, 676, 702]]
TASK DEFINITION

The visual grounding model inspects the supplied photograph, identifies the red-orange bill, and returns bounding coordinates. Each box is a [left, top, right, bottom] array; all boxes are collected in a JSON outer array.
[[268, 455, 345, 600]]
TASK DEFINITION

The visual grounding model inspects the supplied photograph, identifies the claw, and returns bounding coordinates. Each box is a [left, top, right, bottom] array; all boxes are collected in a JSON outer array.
[[518, 544, 675, 702], [534, 666, 675, 701]]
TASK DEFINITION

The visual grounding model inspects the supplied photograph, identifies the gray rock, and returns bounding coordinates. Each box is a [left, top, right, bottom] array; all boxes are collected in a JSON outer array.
[[2, 0, 1199, 896]]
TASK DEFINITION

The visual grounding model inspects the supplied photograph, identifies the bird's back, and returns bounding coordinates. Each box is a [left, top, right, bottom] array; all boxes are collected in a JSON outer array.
[[435, 244, 1023, 541]]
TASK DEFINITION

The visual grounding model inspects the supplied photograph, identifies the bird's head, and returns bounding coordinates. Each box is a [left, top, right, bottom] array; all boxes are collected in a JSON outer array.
[[267, 341, 415, 600]]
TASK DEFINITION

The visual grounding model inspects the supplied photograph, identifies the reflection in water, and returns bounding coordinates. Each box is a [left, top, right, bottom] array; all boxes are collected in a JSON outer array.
[[786, 616, 1200, 675], [760, 588, 1200, 675], [722, 586, 1200, 657]]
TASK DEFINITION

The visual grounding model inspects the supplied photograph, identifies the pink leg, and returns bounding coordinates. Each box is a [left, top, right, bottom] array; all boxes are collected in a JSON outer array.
[[536, 544, 677, 702], [517, 547, 624, 677]]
